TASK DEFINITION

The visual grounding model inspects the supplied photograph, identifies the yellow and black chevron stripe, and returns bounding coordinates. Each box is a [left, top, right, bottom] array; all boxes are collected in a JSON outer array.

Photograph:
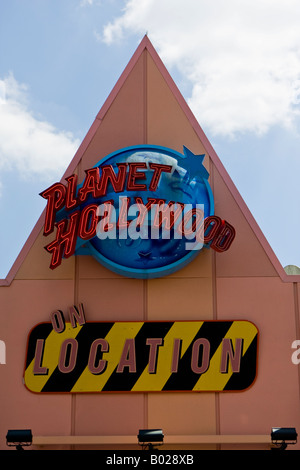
[[24, 320, 258, 393]]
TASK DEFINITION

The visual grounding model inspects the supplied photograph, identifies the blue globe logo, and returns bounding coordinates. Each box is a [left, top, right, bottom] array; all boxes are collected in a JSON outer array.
[[73, 145, 214, 279]]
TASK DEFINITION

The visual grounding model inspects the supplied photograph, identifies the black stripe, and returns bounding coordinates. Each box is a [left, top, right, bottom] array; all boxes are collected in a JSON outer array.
[[162, 321, 233, 391], [102, 322, 173, 391], [41, 322, 114, 392]]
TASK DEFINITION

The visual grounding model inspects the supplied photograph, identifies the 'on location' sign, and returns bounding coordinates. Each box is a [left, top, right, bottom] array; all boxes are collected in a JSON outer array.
[[24, 320, 258, 393]]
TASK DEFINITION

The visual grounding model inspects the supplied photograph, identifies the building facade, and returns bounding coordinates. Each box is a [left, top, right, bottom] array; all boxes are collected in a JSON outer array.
[[0, 36, 300, 450]]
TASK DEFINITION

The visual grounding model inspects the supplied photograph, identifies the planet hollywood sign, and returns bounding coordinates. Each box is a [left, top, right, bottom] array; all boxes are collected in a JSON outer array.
[[24, 304, 259, 393], [40, 145, 236, 278]]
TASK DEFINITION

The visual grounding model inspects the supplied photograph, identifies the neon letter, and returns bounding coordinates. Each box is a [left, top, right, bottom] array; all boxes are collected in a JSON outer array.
[[220, 338, 243, 373], [33, 339, 49, 375], [191, 338, 210, 374], [65, 174, 78, 210], [148, 163, 172, 191], [45, 211, 80, 269], [50, 310, 65, 333], [69, 304, 86, 329], [78, 168, 100, 203], [147, 338, 163, 373], [171, 339, 182, 373], [58, 338, 78, 373], [40, 183, 66, 235], [117, 338, 136, 373], [88, 339, 109, 374], [127, 163, 147, 191], [98, 164, 127, 196], [78, 204, 99, 240]]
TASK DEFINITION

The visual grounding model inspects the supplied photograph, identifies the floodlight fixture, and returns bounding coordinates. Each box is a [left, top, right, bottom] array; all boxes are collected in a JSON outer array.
[[6, 429, 32, 450], [138, 429, 164, 450], [271, 427, 297, 450]]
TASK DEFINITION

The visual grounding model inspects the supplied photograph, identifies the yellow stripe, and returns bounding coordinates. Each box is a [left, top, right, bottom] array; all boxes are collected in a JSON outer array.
[[193, 321, 258, 391], [71, 322, 143, 392], [132, 321, 203, 391], [24, 323, 83, 393]]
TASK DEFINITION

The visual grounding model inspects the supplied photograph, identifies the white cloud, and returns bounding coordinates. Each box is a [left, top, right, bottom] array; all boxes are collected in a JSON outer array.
[[80, 0, 94, 6], [102, 0, 300, 137], [0, 73, 80, 181]]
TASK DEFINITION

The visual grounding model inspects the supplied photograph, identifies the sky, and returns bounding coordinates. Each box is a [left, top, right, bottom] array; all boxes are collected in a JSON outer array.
[[0, 0, 299, 279]]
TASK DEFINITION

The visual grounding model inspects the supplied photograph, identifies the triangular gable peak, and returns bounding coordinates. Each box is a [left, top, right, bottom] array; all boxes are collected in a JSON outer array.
[[1, 35, 298, 284]]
